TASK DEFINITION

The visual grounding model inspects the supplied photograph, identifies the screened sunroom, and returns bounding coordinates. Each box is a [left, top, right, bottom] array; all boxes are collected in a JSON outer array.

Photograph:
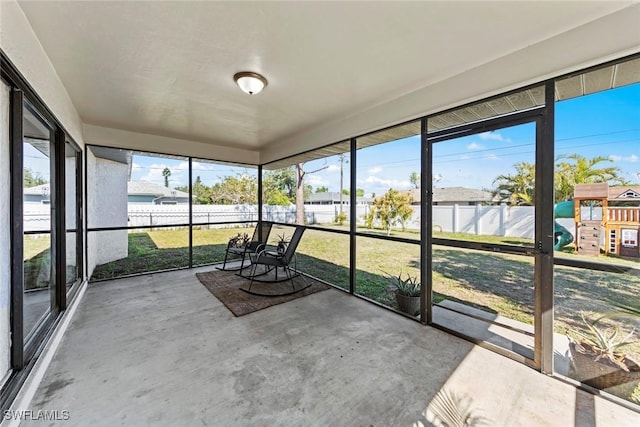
[[1, 1, 639, 425]]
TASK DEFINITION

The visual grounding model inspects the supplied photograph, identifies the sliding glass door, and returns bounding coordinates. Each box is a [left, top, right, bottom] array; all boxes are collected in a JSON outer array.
[[22, 101, 56, 344]]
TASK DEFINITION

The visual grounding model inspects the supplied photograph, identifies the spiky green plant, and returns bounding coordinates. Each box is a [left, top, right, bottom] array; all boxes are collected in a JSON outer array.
[[573, 313, 638, 369], [382, 271, 421, 297], [276, 232, 290, 244]]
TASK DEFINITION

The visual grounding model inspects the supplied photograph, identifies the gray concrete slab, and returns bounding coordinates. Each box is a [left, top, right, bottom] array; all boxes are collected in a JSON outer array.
[[19, 268, 640, 426]]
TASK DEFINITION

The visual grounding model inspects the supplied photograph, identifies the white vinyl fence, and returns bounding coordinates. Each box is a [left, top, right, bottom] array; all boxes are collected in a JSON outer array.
[[25, 203, 581, 240]]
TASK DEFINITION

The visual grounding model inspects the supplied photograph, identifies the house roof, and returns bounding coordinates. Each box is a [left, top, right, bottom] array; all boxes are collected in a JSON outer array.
[[609, 186, 640, 201], [402, 187, 496, 204], [23, 183, 50, 196], [127, 181, 190, 198], [574, 183, 640, 201]]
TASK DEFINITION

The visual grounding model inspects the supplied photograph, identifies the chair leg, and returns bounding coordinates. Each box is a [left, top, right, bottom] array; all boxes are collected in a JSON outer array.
[[221, 250, 230, 269], [248, 263, 257, 292], [285, 267, 295, 292]]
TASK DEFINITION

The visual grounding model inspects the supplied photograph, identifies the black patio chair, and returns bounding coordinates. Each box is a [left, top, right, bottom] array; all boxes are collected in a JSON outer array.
[[217, 221, 273, 271], [243, 226, 309, 296]]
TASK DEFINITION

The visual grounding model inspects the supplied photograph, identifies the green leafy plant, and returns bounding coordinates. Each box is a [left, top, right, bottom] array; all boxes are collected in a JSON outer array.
[[276, 233, 290, 244], [383, 271, 421, 297], [334, 212, 347, 226], [572, 312, 638, 370]]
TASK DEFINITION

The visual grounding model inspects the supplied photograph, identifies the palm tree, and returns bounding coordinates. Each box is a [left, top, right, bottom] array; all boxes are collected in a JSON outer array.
[[162, 167, 171, 188], [554, 154, 625, 202], [492, 162, 535, 206]]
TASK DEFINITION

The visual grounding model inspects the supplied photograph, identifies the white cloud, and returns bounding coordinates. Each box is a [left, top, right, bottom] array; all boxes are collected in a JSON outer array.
[[484, 153, 499, 160], [466, 142, 486, 150], [191, 161, 215, 171], [136, 162, 189, 187], [479, 131, 511, 142], [326, 164, 341, 172], [305, 174, 328, 187], [609, 154, 638, 163], [368, 166, 383, 174], [364, 175, 412, 189]]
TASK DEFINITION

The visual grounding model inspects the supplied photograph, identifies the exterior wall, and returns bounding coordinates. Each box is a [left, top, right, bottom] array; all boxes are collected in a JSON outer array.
[[0, 0, 84, 146], [155, 197, 189, 205], [23, 194, 46, 203], [127, 196, 191, 205], [0, 81, 11, 382], [127, 195, 155, 204], [86, 150, 128, 277]]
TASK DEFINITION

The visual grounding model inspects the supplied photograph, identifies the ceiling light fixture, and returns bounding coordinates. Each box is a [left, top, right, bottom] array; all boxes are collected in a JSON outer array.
[[233, 71, 268, 95]]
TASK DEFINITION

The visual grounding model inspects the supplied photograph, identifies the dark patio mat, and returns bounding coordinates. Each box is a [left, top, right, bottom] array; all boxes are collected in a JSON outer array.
[[195, 269, 330, 317]]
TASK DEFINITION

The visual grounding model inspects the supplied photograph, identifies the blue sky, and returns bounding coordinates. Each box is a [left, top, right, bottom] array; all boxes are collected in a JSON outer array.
[[125, 82, 640, 196]]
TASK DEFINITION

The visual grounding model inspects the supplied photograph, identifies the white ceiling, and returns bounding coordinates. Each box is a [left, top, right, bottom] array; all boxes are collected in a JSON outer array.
[[17, 1, 638, 158]]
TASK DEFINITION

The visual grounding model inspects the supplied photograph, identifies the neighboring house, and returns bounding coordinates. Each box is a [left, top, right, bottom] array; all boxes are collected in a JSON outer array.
[[128, 180, 190, 205], [402, 187, 497, 206], [305, 191, 373, 206], [23, 183, 51, 204]]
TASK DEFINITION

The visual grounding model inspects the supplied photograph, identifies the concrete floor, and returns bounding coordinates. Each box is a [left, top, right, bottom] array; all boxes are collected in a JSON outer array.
[[20, 267, 640, 426]]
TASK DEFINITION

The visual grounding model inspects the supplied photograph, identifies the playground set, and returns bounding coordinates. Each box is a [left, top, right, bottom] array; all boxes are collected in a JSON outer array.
[[553, 183, 640, 258]]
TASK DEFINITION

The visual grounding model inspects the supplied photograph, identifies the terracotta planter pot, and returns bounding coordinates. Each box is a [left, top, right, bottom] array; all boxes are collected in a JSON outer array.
[[396, 292, 420, 316], [569, 342, 640, 390]]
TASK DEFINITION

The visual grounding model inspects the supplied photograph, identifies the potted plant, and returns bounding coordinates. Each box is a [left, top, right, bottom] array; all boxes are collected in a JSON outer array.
[[568, 312, 640, 391], [276, 233, 289, 255], [385, 271, 421, 316]]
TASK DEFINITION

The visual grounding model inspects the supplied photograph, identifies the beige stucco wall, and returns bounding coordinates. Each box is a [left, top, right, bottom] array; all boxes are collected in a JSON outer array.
[[86, 149, 129, 278]]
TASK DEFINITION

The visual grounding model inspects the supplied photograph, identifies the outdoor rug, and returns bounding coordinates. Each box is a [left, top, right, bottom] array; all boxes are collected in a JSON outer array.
[[195, 269, 330, 317]]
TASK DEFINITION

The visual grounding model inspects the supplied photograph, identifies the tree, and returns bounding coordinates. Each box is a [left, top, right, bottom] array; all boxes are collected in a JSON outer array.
[[409, 171, 420, 189], [191, 176, 210, 204], [176, 176, 212, 204], [554, 154, 625, 202], [162, 167, 171, 187], [492, 162, 535, 206], [208, 173, 258, 205], [263, 167, 296, 206], [295, 162, 328, 224], [315, 186, 329, 193], [368, 188, 414, 236], [23, 167, 46, 187], [494, 154, 627, 205], [342, 188, 365, 196]]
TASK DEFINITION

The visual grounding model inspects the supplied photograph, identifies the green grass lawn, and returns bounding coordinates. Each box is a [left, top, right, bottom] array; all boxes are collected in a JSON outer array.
[[24, 234, 51, 259], [84, 224, 639, 361]]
